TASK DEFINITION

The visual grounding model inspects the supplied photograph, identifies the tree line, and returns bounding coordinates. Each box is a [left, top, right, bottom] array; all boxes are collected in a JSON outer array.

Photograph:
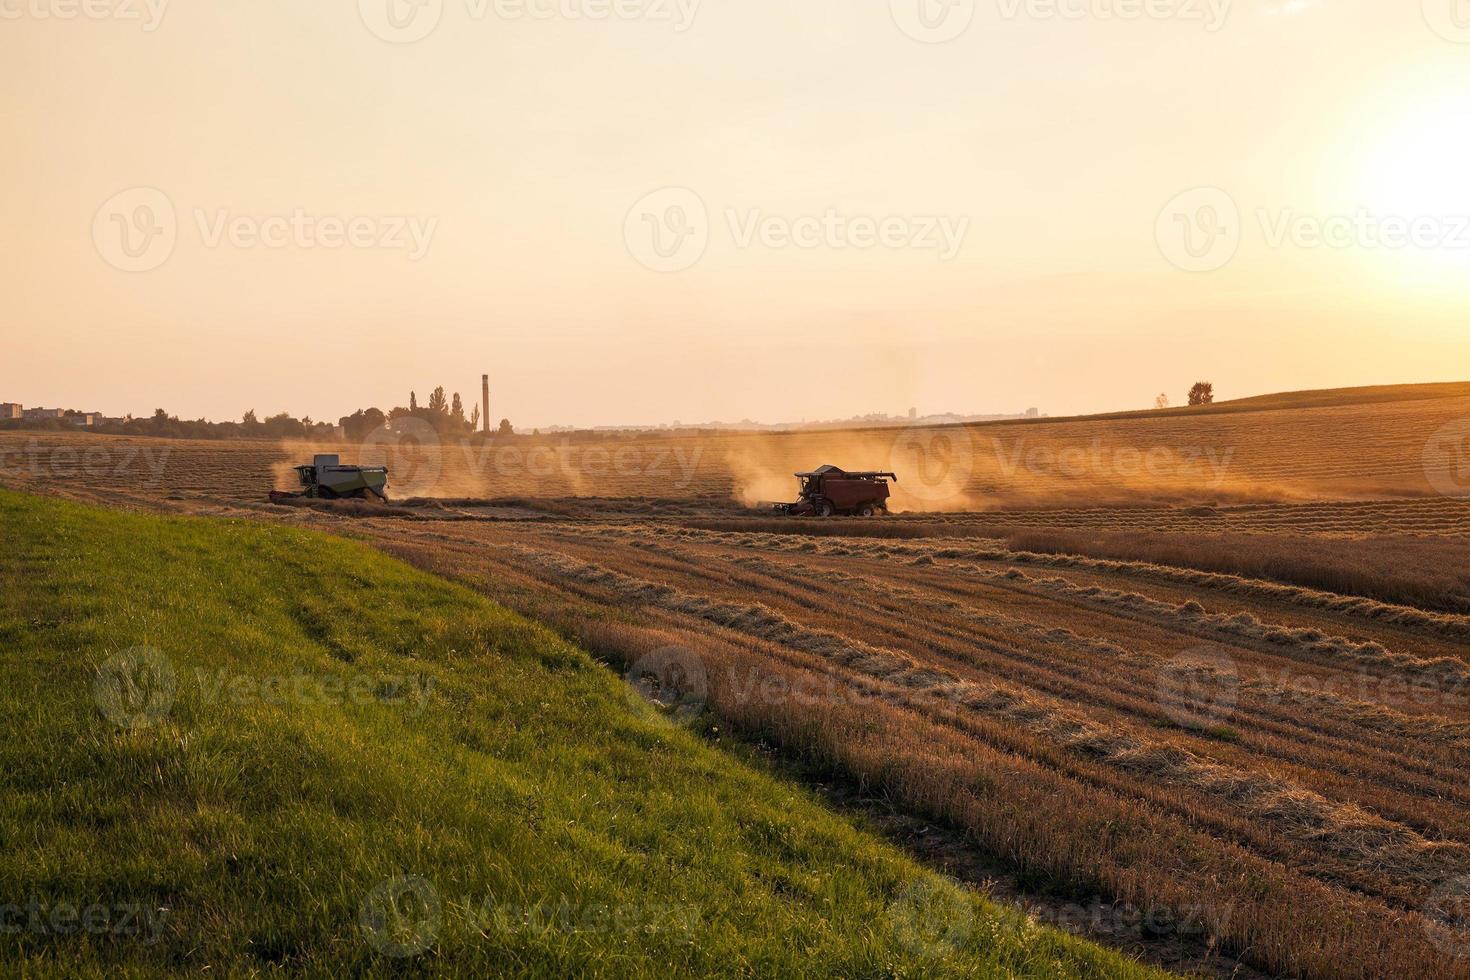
[[1, 385, 513, 442], [338, 386, 510, 441]]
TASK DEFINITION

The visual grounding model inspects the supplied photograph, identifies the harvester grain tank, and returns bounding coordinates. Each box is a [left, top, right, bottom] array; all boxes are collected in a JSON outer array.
[[773, 465, 896, 517]]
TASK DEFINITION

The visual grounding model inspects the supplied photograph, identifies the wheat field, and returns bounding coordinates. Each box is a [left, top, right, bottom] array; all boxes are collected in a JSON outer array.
[[5, 384, 1470, 509], [5, 384, 1470, 977]]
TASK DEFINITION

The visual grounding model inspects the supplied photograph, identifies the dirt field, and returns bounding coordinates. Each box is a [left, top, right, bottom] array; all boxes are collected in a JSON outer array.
[[6, 384, 1470, 978]]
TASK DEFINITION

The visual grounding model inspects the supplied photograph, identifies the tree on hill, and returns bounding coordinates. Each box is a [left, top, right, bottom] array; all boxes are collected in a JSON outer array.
[[498, 418, 514, 437], [1188, 382, 1215, 406], [451, 392, 466, 426], [1154, 393, 1170, 410], [469, 405, 480, 432], [409, 391, 418, 412], [428, 387, 448, 416]]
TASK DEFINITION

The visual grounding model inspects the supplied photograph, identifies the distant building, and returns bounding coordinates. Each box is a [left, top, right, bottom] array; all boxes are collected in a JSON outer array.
[[908, 407, 917, 420], [0, 403, 21, 420], [23, 407, 64, 421], [67, 412, 101, 427]]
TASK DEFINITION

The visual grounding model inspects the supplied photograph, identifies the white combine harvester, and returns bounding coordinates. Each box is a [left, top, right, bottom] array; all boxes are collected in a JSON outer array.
[[271, 454, 389, 502]]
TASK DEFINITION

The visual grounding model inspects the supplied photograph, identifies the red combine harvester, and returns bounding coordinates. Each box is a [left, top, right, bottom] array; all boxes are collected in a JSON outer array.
[[773, 465, 897, 517]]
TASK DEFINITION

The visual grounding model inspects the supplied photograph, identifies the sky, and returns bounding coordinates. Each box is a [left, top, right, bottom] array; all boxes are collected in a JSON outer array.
[[3, 0, 1469, 427]]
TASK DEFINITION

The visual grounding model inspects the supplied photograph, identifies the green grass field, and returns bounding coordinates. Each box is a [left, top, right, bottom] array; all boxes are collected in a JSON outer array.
[[0, 489, 1164, 978]]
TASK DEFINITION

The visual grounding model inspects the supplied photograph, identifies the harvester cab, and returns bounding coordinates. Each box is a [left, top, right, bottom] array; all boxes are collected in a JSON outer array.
[[287, 454, 389, 502], [774, 465, 897, 518]]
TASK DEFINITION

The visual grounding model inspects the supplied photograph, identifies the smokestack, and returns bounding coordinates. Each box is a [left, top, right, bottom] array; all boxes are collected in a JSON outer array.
[[481, 374, 490, 434]]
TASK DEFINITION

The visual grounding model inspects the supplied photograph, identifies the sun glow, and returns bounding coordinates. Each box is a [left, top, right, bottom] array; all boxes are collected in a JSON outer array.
[[1362, 106, 1470, 216], [1354, 94, 1470, 277]]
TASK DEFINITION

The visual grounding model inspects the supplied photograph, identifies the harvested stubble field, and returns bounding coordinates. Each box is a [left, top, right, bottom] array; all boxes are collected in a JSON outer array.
[[5, 382, 1470, 510], [5, 382, 1470, 978]]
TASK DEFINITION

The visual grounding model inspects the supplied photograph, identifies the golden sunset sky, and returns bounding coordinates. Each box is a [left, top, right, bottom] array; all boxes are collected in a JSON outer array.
[[3, 0, 1468, 426]]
